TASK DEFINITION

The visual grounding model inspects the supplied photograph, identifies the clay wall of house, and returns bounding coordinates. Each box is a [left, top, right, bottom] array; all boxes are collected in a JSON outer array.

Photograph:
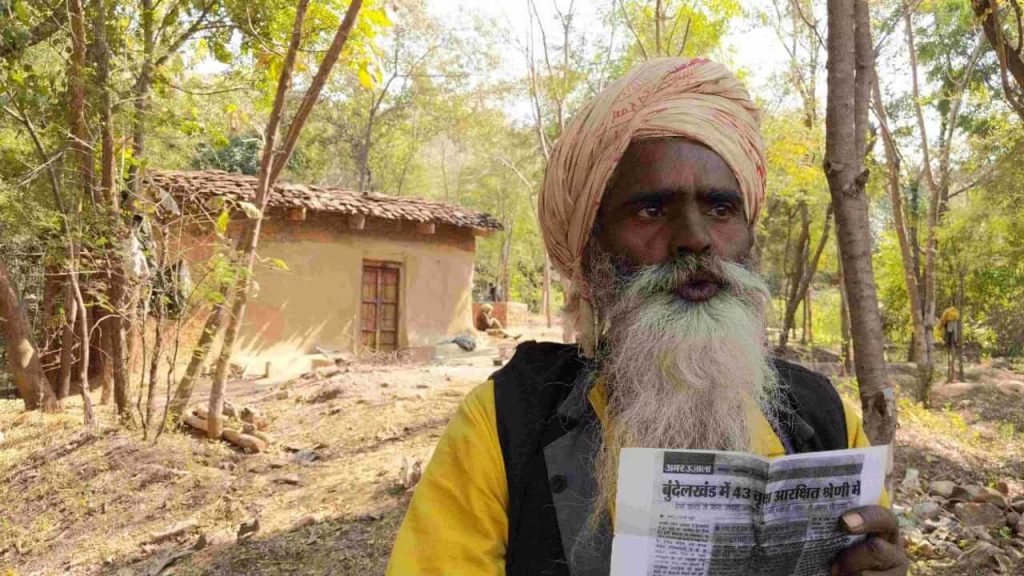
[[166, 211, 478, 373]]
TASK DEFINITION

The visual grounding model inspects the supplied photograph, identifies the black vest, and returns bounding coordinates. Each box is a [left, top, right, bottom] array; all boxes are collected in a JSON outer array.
[[492, 341, 848, 576]]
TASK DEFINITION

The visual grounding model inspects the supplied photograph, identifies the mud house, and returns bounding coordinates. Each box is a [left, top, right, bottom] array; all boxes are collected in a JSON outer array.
[[145, 170, 501, 372]]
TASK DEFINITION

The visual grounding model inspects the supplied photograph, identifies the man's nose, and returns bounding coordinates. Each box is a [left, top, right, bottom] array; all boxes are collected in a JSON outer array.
[[671, 210, 712, 257]]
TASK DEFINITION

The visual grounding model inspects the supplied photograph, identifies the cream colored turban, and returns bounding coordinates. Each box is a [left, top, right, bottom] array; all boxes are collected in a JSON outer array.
[[540, 57, 766, 353]]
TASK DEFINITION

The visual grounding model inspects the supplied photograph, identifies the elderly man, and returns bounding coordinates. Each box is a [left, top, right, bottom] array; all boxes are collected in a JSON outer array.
[[387, 58, 907, 576]]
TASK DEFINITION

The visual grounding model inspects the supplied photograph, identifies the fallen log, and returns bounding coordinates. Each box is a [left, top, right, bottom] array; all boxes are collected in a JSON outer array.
[[150, 518, 198, 543], [242, 423, 273, 446], [182, 413, 216, 437], [222, 429, 268, 453]]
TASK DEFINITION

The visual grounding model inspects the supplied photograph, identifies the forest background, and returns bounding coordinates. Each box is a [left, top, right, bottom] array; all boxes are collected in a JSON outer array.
[[5, 0, 1024, 408], [1, 0, 1024, 572]]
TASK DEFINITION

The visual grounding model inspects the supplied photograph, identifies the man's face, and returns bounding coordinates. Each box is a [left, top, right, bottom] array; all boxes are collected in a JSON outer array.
[[594, 138, 753, 302]]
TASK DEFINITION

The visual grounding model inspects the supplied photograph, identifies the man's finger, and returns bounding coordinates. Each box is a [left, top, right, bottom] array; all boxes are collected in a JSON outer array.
[[831, 536, 908, 576], [840, 505, 900, 543]]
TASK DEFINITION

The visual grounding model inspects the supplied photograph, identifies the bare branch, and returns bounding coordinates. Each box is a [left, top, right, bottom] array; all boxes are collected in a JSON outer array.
[[270, 0, 366, 183], [972, 0, 1024, 120], [675, 16, 690, 57], [617, 0, 648, 59], [904, 6, 938, 195], [153, 0, 219, 69], [791, 0, 825, 52]]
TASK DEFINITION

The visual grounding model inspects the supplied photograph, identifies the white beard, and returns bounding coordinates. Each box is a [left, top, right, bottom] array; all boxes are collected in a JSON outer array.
[[584, 247, 784, 530]]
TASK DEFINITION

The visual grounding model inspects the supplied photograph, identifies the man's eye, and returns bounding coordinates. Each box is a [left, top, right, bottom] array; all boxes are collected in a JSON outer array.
[[708, 204, 736, 219], [638, 205, 665, 218]]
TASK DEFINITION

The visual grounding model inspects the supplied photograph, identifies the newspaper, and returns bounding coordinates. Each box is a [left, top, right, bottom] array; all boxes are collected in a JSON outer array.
[[610, 445, 888, 576]]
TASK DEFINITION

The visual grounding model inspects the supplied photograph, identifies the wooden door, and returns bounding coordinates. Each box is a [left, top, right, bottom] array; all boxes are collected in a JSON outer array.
[[361, 261, 400, 352]]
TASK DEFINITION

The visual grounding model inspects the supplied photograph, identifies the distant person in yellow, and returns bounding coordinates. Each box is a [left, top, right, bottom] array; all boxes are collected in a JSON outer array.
[[939, 306, 961, 382], [387, 58, 907, 576]]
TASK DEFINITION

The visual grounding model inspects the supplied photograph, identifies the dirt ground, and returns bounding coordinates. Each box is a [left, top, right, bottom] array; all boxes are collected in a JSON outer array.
[[2, 322, 1023, 575]]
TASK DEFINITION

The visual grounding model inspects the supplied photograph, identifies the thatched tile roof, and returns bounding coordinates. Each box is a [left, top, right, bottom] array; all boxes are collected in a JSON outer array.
[[145, 170, 503, 232]]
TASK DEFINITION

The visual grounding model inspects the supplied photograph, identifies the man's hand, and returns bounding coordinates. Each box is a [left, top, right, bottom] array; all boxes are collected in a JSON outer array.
[[831, 506, 909, 576]]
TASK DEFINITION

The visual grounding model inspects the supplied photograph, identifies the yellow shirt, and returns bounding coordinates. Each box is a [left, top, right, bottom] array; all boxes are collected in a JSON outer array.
[[939, 307, 960, 326], [387, 380, 880, 575]]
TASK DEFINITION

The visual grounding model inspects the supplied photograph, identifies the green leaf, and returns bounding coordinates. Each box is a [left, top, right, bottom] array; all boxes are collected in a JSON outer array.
[[270, 258, 289, 272], [14, 1, 30, 22], [206, 196, 226, 211], [238, 201, 262, 219]]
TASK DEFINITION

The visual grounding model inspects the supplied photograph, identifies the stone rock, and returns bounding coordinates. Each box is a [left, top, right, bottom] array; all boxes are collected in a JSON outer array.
[[973, 487, 1009, 508], [194, 528, 235, 550], [964, 485, 989, 500], [956, 502, 1007, 528], [900, 468, 921, 493], [923, 516, 955, 534], [290, 450, 320, 464], [961, 541, 1002, 569], [936, 541, 962, 559], [950, 485, 974, 502], [929, 480, 957, 499], [1006, 511, 1021, 529], [996, 381, 1024, 398], [1011, 498, 1024, 514], [964, 525, 999, 544], [400, 456, 422, 491], [914, 501, 943, 521], [995, 553, 1014, 574], [237, 517, 260, 541], [294, 512, 324, 528], [0, 430, 6, 445], [994, 481, 1011, 495]]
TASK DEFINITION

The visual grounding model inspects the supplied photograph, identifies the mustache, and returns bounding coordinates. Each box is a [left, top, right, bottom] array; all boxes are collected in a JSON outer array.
[[614, 254, 730, 297]]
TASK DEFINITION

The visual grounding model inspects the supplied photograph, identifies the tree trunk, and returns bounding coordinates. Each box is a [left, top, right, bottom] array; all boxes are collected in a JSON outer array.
[[0, 258, 60, 412], [825, 0, 895, 447], [805, 284, 813, 346], [91, 0, 116, 206], [68, 0, 94, 204], [780, 201, 811, 348], [972, 0, 1024, 120], [68, 243, 95, 428], [781, 204, 833, 349], [207, 0, 365, 440], [872, 76, 930, 399], [107, 273, 133, 421], [89, 0, 133, 422], [99, 318, 113, 405], [144, 305, 163, 439], [838, 251, 853, 373], [57, 280, 78, 402], [904, 7, 941, 404], [166, 296, 226, 422]]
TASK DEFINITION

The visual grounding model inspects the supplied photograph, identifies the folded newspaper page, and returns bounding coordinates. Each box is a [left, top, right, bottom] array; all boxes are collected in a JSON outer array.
[[611, 445, 888, 576]]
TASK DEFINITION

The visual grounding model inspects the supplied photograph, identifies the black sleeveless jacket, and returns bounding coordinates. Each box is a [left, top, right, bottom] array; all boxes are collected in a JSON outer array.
[[491, 341, 848, 576]]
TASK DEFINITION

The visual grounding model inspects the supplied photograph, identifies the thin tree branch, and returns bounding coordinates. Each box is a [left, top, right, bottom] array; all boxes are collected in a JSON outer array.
[[617, 0, 648, 59], [0, 0, 68, 59]]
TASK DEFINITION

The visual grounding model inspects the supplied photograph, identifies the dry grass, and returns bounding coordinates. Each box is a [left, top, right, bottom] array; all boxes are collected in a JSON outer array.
[[0, 353, 502, 576], [3, 334, 1021, 575]]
